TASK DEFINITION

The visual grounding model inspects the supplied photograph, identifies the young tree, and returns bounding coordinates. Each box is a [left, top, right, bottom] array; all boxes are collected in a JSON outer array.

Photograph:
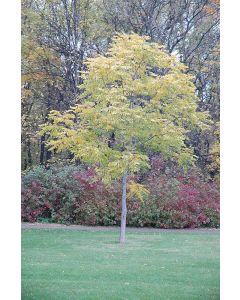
[[40, 33, 208, 243]]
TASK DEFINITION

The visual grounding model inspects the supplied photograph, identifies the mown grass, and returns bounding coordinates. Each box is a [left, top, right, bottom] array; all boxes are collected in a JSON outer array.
[[22, 229, 219, 299]]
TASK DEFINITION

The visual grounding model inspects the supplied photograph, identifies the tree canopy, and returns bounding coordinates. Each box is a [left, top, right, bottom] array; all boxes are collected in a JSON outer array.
[[40, 33, 209, 192], [22, 0, 219, 176]]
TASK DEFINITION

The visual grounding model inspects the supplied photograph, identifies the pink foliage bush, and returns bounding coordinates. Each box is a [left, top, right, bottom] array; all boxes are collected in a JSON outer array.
[[165, 181, 219, 228], [127, 157, 219, 228]]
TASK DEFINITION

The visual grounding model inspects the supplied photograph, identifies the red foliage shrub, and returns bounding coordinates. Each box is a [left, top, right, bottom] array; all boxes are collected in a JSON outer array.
[[127, 157, 219, 228], [169, 181, 219, 228], [22, 160, 220, 228], [22, 166, 122, 225]]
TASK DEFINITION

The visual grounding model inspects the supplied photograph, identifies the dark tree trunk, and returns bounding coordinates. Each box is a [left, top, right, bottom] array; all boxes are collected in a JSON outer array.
[[40, 134, 52, 165], [27, 139, 32, 166], [120, 171, 127, 243], [108, 132, 115, 148], [46, 148, 52, 162], [40, 135, 45, 165]]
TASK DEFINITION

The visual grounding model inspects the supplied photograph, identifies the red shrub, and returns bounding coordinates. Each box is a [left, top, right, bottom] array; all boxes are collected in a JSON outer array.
[[22, 161, 220, 228]]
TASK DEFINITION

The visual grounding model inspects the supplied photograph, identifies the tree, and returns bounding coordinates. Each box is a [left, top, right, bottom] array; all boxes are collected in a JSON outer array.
[[40, 33, 209, 242], [100, 0, 219, 84], [21, 0, 111, 168], [100, 0, 220, 172], [21, 0, 219, 175]]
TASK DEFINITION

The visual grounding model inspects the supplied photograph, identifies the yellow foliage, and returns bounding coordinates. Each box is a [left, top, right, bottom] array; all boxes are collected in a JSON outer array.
[[40, 33, 209, 188], [127, 182, 150, 202]]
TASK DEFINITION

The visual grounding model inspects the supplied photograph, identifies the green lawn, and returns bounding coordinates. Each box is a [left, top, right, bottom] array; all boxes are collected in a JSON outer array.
[[22, 228, 219, 300]]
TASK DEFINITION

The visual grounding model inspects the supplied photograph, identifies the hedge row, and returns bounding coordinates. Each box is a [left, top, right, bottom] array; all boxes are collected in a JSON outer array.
[[22, 159, 219, 228]]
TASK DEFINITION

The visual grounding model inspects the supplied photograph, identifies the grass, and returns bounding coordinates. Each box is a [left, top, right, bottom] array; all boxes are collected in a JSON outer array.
[[22, 228, 219, 300]]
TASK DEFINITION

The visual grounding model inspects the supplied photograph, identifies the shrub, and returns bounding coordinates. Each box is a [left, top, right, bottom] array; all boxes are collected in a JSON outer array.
[[22, 165, 84, 223], [22, 159, 220, 228], [142, 159, 220, 228], [22, 165, 122, 225]]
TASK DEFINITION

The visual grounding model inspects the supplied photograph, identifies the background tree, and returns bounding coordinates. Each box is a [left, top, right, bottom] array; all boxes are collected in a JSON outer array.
[[40, 34, 209, 242], [21, 0, 110, 168]]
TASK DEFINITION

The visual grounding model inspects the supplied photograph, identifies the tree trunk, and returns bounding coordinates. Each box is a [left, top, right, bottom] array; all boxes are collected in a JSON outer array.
[[27, 139, 32, 166], [120, 171, 127, 243], [40, 135, 45, 165]]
